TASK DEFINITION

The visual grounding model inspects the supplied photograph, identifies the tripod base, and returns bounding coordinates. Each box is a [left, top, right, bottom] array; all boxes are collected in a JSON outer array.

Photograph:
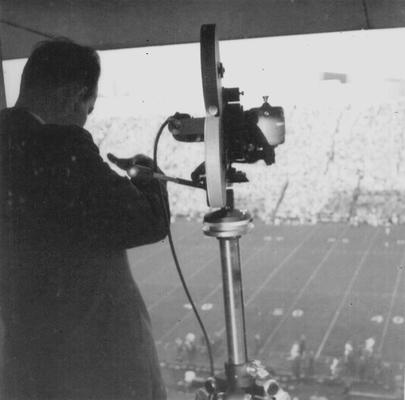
[[195, 359, 283, 400]]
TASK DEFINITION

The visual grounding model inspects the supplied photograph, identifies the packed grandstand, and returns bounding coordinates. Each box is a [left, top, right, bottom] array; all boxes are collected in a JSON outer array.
[[87, 98, 405, 227]]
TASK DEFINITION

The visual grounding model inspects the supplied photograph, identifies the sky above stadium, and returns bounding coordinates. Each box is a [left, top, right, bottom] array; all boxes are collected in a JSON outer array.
[[4, 27, 405, 117]]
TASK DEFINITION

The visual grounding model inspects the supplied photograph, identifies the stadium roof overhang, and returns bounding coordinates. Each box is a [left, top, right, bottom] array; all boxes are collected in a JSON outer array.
[[1, 0, 405, 107], [2, 0, 405, 61]]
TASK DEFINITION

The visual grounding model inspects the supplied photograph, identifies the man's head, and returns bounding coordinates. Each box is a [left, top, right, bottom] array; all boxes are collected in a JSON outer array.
[[17, 38, 100, 127]]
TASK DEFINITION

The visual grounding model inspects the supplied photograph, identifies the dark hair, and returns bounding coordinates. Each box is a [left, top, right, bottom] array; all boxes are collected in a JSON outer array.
[[21, 38, 100, 99]]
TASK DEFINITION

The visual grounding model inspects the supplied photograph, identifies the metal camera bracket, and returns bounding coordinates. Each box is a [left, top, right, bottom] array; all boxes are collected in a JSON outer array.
[[200, 24, 227, 208]]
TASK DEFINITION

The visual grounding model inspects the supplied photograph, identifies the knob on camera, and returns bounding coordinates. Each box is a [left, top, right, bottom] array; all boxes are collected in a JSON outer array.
[[255, 96, 285, 147]]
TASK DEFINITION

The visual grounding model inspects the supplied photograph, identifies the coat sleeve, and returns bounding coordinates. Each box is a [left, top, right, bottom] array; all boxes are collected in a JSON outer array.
[[63, 126, 170, 250]]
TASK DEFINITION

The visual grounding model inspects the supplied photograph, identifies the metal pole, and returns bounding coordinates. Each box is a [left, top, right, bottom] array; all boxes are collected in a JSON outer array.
[[0, 35, 7, 109], [219, 237, 248, 366], [203, 207, 253, 394], [0, 32, 5, 388]]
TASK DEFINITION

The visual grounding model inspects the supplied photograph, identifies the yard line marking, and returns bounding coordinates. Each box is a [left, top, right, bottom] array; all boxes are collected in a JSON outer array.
[[139, 243, 212, 285], [245, 226, 319, 306], [157, 276, 224, 342], [216, 225, 319, 336], [378, 258, 405, 354], [392, 316, 404, 324], [258, 224, 350, 357], [156, 234, 275, 342], [348, 390, 398, 399], [133, 223, 202, 265], [371, 315, 384, 324], [138, 222, 227, 284], [315, 229, 379, 359], [147, 254, 218, 311], [316, 289, 405, 300]]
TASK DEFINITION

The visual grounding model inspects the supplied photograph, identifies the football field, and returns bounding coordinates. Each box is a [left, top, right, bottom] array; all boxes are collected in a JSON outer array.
[[128, 220, 405, 373]]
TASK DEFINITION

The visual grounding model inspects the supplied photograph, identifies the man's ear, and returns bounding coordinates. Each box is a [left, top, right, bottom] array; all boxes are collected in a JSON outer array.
[[76, 86, 89, 101], [71, 85, 89, 112], [55, 83, 86, 111]]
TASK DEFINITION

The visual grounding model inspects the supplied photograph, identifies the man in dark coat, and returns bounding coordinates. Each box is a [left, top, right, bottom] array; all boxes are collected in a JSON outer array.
[[0, 39, 169, 400]]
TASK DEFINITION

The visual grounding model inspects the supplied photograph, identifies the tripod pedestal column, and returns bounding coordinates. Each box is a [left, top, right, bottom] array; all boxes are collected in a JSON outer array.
[[219, 237, 247, 366], [203, 208, 253, 391]]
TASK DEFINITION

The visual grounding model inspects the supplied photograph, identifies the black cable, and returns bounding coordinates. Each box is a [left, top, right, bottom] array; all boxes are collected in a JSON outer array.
[[153, 118, 215, 378], [152, 119, 169, 172]]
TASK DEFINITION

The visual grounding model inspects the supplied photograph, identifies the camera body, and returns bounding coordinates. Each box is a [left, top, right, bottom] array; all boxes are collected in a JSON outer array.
[[168, 93, 284, 166], [222, 92, 285, 165]]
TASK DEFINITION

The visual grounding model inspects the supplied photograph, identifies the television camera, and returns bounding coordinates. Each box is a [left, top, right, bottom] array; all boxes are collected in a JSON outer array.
[[167, 24, 284, 210], [110, 24, 288, 400]]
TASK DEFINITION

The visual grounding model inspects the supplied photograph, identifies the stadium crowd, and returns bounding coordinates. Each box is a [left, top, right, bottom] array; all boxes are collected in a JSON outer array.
[[87, 99, 405, 226]]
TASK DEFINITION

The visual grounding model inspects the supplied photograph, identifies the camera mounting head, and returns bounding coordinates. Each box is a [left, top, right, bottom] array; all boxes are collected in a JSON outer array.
[[201, 24, 285, 208], [169, 24, 285, 209]]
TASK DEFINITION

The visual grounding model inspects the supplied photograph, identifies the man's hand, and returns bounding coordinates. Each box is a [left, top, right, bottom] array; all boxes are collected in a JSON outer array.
[[107, 153, 154, 171], [107, 153, 166, 187]]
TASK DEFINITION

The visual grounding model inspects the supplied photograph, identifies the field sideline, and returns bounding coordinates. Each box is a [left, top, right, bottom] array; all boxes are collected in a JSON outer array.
[[128, 220, 405, 372]]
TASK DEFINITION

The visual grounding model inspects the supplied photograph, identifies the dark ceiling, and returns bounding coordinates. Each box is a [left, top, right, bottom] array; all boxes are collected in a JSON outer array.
[[1, 0, 405, 60]]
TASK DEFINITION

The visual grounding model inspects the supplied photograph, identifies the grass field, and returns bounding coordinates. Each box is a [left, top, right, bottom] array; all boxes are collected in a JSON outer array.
[[128, 220, 405, 378]]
